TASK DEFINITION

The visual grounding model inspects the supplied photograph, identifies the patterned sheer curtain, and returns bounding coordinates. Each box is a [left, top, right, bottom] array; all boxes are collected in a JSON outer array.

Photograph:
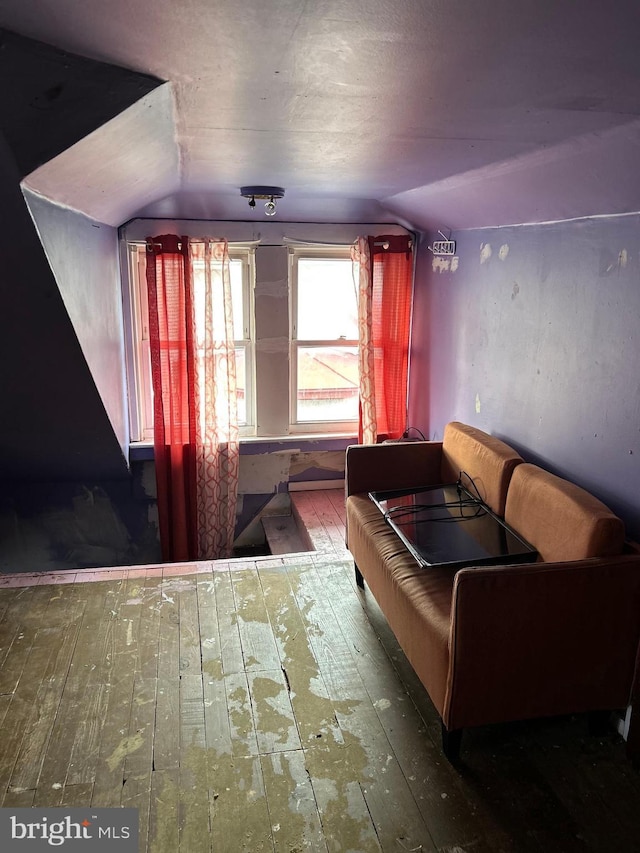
[[146, 235, 239, 562], [352, 235, 413, 444]]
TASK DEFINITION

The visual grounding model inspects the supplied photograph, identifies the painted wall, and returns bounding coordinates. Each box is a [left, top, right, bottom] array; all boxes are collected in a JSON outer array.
[[409, 215, 640, 538], [0, 131, 128, 481], [24, 190, 129, 455]]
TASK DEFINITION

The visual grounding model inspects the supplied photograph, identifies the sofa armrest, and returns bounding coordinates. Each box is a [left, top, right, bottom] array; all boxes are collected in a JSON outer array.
[[345, 440, 443, 497], [444, 556, 640, 730]]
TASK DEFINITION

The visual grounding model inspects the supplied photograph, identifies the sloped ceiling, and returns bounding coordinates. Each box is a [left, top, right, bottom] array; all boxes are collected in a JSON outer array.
[[3, 0, 640, 230], [22, 84, 179, 226]]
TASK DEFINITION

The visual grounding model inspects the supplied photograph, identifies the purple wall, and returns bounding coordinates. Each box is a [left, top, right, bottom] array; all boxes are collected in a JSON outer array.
[[24, 190, 128, 455], [0, 133, 128, 481], [409, 215, 640, 538]]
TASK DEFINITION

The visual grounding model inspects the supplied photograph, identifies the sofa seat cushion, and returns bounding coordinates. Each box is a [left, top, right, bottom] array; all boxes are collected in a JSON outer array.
[[346, 494, 456, 716], [505, 464, 625, 562]]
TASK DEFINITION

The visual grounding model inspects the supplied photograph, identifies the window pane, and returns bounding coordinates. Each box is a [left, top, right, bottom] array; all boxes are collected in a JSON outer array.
[[235, 346, 247, 425], [191, 256, 244, 342], [296, 345, 358, 422], [297, 259, 358, 340], [229, 259, 244, 340]]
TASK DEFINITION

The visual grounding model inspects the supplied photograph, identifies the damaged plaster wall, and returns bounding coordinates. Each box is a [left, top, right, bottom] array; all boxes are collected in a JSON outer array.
[[0, 462, 160, 574], [0, 440, 350, 573], [234, 439, 351, 548], [238, 446, 346, 494]]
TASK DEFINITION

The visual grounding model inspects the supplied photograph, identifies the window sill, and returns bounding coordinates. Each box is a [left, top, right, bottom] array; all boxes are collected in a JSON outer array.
[[129, 432, 357, 462], [239, 432, 357, 443]]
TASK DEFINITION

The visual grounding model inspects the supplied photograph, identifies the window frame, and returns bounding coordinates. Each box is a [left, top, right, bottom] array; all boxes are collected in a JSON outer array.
[[288, 245, 359, 435]]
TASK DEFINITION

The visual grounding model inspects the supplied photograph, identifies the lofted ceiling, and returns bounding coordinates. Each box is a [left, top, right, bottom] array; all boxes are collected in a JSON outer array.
[[2, 0, 640, 230]]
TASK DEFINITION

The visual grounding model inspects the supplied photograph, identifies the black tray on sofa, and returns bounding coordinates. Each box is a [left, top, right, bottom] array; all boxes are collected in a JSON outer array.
[[369, 483, 537, 570]]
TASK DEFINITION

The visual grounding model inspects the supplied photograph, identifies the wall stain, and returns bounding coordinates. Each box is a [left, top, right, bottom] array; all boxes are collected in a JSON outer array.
[[432, 257, 450, 273], [599, 247, 628, 276], [430, 255, 459, 273]]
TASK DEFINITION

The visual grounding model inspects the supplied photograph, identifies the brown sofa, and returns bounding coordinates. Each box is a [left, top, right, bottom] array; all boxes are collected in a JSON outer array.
[[345, 421, 640, 760]]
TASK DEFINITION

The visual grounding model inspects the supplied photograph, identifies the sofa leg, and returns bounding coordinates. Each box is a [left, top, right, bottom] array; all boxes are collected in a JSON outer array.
[[587, 710, 610, 737], [354, 564, 365, 589], [441, 724, 463, 762]]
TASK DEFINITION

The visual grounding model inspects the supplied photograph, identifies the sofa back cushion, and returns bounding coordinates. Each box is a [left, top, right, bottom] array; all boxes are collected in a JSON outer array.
[[505, 463, 625, 562], [440, 422, 523, 516]]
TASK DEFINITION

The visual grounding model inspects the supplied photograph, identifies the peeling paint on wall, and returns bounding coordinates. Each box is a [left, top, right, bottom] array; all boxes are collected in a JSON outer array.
[[289, 451, 346, 477], [480, 242, 492, 264], [233, 443, 349, 546], [499, 243, 510, 261], [238, 452, 293, 494], [432, 255, 460, 274], [600, 247, 629, 276], [237, 448, 346, 495]]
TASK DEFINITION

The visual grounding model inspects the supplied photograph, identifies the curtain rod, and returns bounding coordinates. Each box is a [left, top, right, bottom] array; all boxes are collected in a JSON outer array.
[[282, 237, 353, 247], [143, 236, 411, 250], [282, 237, 413, 249], [144, 238, 262, 251]]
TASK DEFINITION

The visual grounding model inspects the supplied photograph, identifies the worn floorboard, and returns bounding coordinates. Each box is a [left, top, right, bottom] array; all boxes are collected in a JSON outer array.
[[0, 490, 639, 851]]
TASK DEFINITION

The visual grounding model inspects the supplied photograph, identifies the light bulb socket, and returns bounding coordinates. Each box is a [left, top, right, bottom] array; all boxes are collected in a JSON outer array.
[[241, 186, 285, 216]]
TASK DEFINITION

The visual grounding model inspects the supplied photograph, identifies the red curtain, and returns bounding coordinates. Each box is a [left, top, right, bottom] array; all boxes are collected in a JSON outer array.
[[146, 234, 198, 561], [355, 235, 413, 443]]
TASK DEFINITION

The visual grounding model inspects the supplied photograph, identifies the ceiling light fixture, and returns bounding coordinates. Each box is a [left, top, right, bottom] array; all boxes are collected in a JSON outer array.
[[240, 186, 285, 217]]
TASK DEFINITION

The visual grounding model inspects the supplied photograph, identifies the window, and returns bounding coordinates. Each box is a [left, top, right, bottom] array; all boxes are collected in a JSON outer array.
[[123, 242, 254, 442], [289, 247, 359, 432], [123, 239, 360, 442]]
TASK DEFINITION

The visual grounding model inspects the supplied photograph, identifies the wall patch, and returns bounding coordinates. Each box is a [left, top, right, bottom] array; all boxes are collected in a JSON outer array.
[[432, 257, 450, 273]]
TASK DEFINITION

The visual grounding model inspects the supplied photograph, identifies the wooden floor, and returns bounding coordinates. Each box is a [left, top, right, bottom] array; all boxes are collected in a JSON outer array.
[[1, 490, 640, 852]]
